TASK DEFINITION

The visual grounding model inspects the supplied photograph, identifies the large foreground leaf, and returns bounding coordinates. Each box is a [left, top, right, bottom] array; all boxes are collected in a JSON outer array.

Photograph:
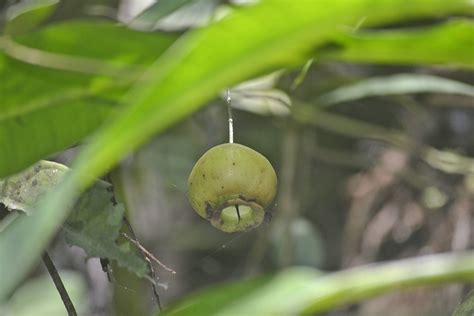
[[0, 21, 177, 177], [0, 0, 472, 301], [162, 252, 474, 315]]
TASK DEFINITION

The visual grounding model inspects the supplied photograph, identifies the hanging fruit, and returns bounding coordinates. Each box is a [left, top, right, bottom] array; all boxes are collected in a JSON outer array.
[[187, 143, 277, 233]]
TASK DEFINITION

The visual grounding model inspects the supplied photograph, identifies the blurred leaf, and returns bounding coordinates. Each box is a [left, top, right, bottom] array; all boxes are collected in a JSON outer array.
[[5, 271, 88, 316], [0, 160, 67, 214], [12, 20, 178, 66], [453, 290, 474, 316], [63, 181, 149, 278], [3, 0, 59, 36], [271, 217, 324, 267], [0, 58, 116, 177], [0, 21, 178, 177], [0, 161, 148, 277], [162, 252, 474, 316], [291, 58, 314, 90], [228, 71, 291, 116], [231, 89, 291, 116], [162, 276, 272, 316], [1, 0, 472, 302], [132, 0, 219, 31], [318, 73, 474, 106], [130, 0, 194, 30], [324, 19, 474, 67]]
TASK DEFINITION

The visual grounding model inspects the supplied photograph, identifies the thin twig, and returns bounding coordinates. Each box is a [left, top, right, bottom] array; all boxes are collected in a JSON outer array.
[[122, 219, 164, 311], [145, 257, 163, 311], [122, 232, 176, 275], [42, 252, 77, 316], [226, 88, 234, 143]]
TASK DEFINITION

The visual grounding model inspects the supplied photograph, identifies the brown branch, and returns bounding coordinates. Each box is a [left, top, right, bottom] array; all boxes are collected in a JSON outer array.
[[42, 252, 77, 316], [122, 218, 164, 311], [122, 232, 176, 275]]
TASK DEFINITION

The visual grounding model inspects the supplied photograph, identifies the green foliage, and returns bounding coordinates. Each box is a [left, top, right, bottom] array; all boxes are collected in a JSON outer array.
[[453, 290, 474, 316], [0, 21, 177, 177], [3, 0, 58, 36], [63, 181, 149, 278], [324, 19, 474, 67], [318, 73, 474, 106], [162, 276, 273, 316], [0, 161, 148, 277], [0, 0, 473, 311], [0, 161, 67, 214], [130, 0, 194, 30], [3, 271, 88, 316], [162, 252, 474, 315]]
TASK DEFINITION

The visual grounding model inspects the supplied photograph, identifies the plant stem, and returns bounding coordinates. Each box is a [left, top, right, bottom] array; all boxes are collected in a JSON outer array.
[[122, 232, 176, 275], [42, 251, 77, 316], [226, 88, 234, 143]]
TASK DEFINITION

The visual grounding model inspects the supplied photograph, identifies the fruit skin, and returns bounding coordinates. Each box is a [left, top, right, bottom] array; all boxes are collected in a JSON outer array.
[[187, 143, 277, 232]]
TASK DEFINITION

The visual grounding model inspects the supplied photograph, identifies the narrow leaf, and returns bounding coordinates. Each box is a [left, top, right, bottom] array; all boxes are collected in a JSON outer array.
[[323, 19, 474, 67], [318, 73, 474, 106]]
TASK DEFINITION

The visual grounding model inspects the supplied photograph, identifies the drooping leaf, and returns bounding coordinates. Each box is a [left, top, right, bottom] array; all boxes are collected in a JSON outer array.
[[162, 252, 474, 316], [131, 0, 219, 31], [318, 73, 474, 106], [323, 19, 474, 67], [130, 0, 194, 30], [228, 72, 291, 116], [0, 161, 148, 277], [12, 20, 178, 66], [1, 0, 472, 301], [3, 0, 59, 36]]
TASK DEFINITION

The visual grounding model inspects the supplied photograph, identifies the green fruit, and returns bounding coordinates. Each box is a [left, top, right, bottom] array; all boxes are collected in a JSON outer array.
[[187, 143, 277, 233]]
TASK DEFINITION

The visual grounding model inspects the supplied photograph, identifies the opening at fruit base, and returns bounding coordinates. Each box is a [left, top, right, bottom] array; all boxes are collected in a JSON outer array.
[[209, 197, 266, 233]]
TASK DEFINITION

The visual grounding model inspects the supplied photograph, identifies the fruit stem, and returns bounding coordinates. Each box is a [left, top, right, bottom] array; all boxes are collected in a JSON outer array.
[[226, 88, 234, 143]]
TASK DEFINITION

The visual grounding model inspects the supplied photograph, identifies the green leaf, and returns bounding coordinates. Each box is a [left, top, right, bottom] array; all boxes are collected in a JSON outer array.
[[453, 290, 474, 316], [12, 20, 177, 66], [63, 181, 148, 278], [230, 72, 291, 116], [162, 252, 474, 316], [318, 73, 474, 106], [0, 160, 67, 214], [0, 20, 178, 177], [5, 270, 88, 316], [131, 0, 219, 31], [162, 276, 272, 316], [0, 0, 472, 302], [130, 0, 194, 30], [323, 19, 474, 67], [3, 0, 59, 36], [0, 161, 148, 277]]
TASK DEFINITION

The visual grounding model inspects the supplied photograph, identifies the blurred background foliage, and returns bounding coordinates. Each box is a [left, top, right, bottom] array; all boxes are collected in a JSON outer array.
[[0, 0, 473, 315]]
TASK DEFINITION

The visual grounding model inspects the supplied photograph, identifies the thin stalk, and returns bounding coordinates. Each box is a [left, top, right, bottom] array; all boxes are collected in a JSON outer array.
[[226, 88, 234, 143], [42, 252, 77, 316]]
